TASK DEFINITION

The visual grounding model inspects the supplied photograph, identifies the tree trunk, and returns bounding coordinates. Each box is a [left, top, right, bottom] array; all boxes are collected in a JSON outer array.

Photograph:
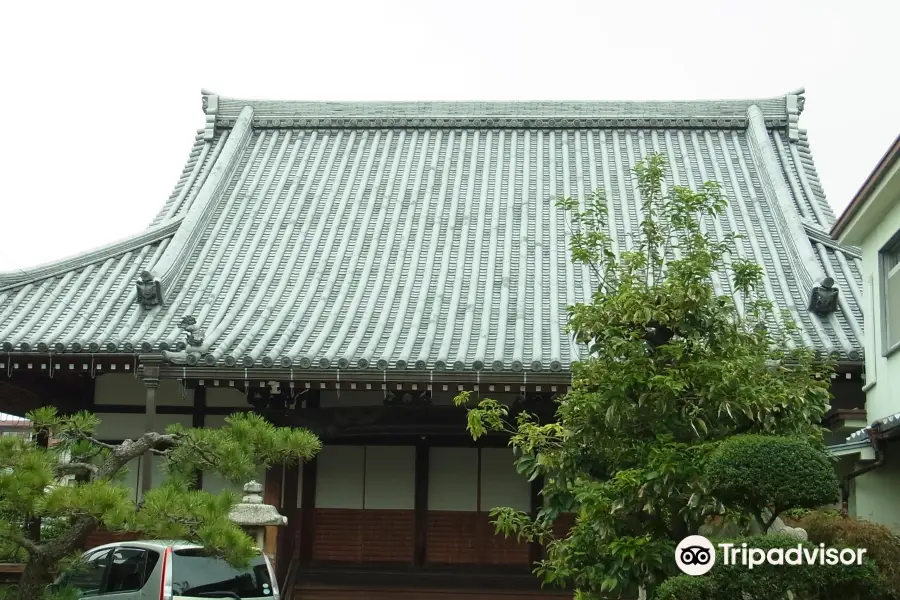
[[16, 556, 54, 600]]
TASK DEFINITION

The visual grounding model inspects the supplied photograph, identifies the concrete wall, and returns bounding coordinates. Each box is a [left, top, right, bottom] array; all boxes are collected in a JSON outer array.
[[852, 443, 900, 532]]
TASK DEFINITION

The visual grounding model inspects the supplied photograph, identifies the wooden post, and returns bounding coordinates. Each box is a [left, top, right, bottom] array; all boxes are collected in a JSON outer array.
[[140, 363, 161, 496], [265, 464, 285, 569], [26, 429, 50, 542], [192, 383, 206, 490], [413, 441, 430, 567], [529, 476, 544, 566], [298, 389, 320, 566]]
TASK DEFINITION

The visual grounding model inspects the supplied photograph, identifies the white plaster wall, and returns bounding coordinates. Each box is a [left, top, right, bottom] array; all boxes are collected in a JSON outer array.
[[313, 445, 415, 509], [428, 447, 477, 511], [94, 374, 193, 406], [94, 413, 192, 442], [852, 444, 900, 532], [479, 448, 530, 512], [858, 195, 900, 424], [364, 446, 415, 509], [316, 445, 365, 509], [93, 413, 193, 502], [207, 386, 250, 408]]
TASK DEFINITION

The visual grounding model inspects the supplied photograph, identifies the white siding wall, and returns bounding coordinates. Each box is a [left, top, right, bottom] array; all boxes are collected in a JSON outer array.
[[859, 196, 900, 424]]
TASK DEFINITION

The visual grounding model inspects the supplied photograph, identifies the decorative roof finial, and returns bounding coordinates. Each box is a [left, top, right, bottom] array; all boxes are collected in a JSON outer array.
[[786, 88, 806, 141], [178, 315, 204, 348], [808, 277, 839, 316], [201, 89, 219, 141], [135, 270, 163, 310]]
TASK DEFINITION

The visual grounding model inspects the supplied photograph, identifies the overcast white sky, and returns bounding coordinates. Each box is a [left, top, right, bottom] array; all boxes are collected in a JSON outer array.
[[0, 0, 897, 271]]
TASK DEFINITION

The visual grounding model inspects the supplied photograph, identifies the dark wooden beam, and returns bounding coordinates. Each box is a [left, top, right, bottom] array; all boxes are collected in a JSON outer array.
[[0, 372, 92, 415], [529, 476, 544, 566], [89, 404, 251, 415], [413, 442, 429, 567], [298, 390, 320, 566], [26, 430, 50, 542], [147, 362, 574, 386], [192, 384, 207, 489]]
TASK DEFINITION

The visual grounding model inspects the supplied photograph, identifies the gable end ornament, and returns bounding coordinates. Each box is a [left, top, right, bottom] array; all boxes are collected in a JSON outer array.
[[808, 276, 839, 316], [135, 270, 164, 310], [785, 87, 806, 142]]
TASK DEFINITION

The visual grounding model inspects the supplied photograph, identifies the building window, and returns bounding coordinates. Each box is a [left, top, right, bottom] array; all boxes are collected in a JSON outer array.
[[882, 233, 900, 355]]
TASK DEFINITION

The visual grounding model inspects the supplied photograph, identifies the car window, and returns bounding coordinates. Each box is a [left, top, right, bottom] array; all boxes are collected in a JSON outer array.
[[170, 549, 273, 599], [61, 548, 113, 597], [104, 547, 151, 594]]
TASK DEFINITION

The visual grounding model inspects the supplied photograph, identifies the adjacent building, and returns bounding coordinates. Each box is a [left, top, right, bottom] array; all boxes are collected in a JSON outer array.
[[0, 89, 866, 598], [832, 134, 900, 530]]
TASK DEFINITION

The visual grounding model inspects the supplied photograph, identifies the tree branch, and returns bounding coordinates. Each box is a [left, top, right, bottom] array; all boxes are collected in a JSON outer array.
[[54, 462, 99, 477], [0, 527, 40, 555]]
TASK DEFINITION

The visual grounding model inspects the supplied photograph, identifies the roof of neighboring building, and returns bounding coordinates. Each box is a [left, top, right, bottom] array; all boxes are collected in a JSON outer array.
[[0, 89, 865, 373], [831, 134, 900, 241], [0, 412, 29, 428], [847, 410, 900, 443]]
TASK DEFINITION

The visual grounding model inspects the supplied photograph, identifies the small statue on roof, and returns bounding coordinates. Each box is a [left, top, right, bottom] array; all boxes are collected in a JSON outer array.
[[808, 277, 839, 316], [178, 315, 204, 348], [135, 271, 163, 310]]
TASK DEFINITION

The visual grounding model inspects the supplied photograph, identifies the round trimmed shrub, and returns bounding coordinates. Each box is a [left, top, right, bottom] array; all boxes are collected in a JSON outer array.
[[707, 434, 839, 519], [655, 574, 715, 600]]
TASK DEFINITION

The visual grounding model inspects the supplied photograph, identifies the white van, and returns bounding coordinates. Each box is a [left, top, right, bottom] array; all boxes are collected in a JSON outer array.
[[51, 541, 280, 600]]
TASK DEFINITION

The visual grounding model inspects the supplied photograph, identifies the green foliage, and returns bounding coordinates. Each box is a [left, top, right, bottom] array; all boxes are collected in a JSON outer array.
[[0, 409, 320, 597], [801, 512, 900, 599], [707, 435, 839, 526], [455, 154, 834, 598], [657, 534, 881, 600]]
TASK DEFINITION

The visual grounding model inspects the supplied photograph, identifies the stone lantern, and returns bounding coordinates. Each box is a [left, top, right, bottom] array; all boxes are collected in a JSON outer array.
[[228, 480, 287, 563]]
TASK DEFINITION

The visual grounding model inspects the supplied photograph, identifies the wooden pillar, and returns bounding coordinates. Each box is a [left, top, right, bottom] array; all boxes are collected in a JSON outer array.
[[192, 383, 206, 490], [140, 363, 161, 495], [26, 429, 50, 542], [298, 389, 320, 566], [529, 476, 544, 565], [264, 464, 284, 570], [277, 460, 300, 582], [413, 441, 430, 567]]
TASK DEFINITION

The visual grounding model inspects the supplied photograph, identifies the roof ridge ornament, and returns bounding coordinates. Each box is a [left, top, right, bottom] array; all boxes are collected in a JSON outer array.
[[808, 277, 840, 316], [135, 270, 163, 310], [785, 87, 806, 142], [201, 89, 219, 141]]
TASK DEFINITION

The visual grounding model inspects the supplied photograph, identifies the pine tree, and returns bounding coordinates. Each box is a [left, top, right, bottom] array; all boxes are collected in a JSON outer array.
[[0, 408, 320, 600]]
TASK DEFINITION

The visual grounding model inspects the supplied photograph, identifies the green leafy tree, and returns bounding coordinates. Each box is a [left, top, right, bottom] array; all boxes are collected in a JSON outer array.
[[455, 154, 833, 598], [0, 408, 320, 600]]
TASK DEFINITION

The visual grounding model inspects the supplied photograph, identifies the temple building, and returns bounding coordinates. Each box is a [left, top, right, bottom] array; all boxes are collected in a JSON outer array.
[[0, 89, 867, 598]]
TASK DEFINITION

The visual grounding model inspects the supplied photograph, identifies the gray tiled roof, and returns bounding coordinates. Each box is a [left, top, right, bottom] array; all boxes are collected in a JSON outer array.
[[0, 90, 864, 372]]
